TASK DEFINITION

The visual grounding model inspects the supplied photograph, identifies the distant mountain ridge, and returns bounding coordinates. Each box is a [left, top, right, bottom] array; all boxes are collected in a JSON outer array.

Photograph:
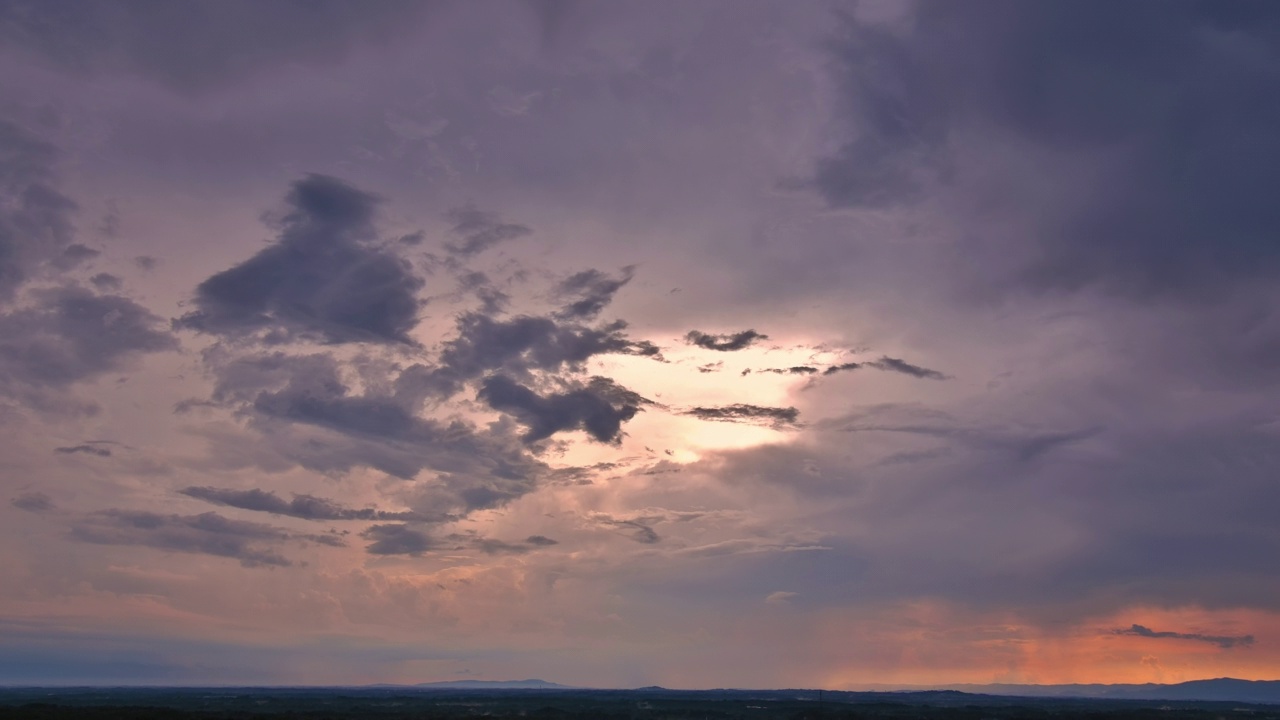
[[382, 677, 1280, 704], [921, 678, 1280, 704], [412, 679, 572, 690]]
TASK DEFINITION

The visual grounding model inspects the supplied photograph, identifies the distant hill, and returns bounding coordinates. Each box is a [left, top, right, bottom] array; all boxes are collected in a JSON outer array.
[[927, 678, 1280, 704], [412, 679, 573, 690]]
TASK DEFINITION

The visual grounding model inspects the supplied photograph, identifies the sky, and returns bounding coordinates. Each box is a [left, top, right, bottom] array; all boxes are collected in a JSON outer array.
[[2, 0, 1280, 689]]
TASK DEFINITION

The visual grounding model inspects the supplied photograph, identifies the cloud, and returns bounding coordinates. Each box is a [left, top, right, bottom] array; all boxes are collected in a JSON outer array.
[[761, 366, 819, 375], [0, 285, 178, 395], [361, 523, 432, 556], [593, 515, 661, 545], [685, 329, 767, 352], [52, 243, 99, 269], [0, 0, 430, 92], [54, 444, 112, 457], [867, 356, 947, 380], [11, 492, 53, 513], [198, 351, 546, 519], [525, 535, 558, 546], [89, 273, 122, 291], [0, 120, 77, 303], [71, 510, 297, 567], [179, 486, 431, 522], [685, 404, 799, 427], [817, 2, 1280, 298], [400, 314, 659, 401], [554, 266, 635, 320], [175, 174, 424, 345], [765, 591, 798, 606], [456, 271, 510, 315], [478, 374, 642, 444], [443, 204, 532, 258], [822, 362, 861, 376], [1113, 624, 1255, 649]]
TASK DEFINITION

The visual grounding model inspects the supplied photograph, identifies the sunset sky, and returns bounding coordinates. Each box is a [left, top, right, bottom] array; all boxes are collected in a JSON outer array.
[[3, 0, 1280, 688]]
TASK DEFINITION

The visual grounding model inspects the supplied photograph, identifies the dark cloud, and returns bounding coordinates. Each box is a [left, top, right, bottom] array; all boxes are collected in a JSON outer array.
[[762, 366, 819, 375], [53, 243, 99, 269], [0, 0, 430, 92], [685, 404, 799, 427], [202, 351, 544, 516], [11, 492, 53, 513], [545, 461, 620, 485], [175, 174, 424, 345], [0, 120, 78, 302], [456, 271, 510, 315], [54, 444, 111, 457], [525, 535, 559, 546], [594, 515, 661, 545], [868, 356, 947, 380], [478, 374, 641, 444], [685, 329, 767, 352], [88, 273, 122, 291], [0, 285, 178, 394], [819, 1, 1280, 298], [133, 256, 156, 271], [822, 362, 860, 376], [554, 266, 635, 320], [179, 486, 431, 522], [71, 510, 295, 568], [824, 409, 1099, 464], [1113, 623, 1255, 649], [361, 523, 432, 556], [443, 204, 532, 258], [401, 314, 659, 401]]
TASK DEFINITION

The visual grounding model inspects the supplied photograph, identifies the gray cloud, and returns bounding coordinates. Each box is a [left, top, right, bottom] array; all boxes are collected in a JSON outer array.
[[361, 523, 432, 556], [554, 266, 635, 320], [478, 374, 642, 444], [761, 366, 819, 376], [11, 491, 53, 513], [525, 535, 558, 546], [88, 273, 122, 291], [685, 404, 799, 427], [175, 174, 424, 345], [685, 329, 767, 352], [818, 1, 1280, 298], [443, 204, 532, 258], [202, 351, 545, 517], [400, 314, 660, 402], [0, 285, 178, 394], [0, 0, 430, 92], [0, 120, 77, 302], [54, 444, 111, 457], [179, 486, 431, 522], [822, 362, 861, 376], [1114, 624, 1255, 649], [868, 356, 947, 380], [52, 243, 99, 269], [71, 510, 296, 568], [456, 271, 510, 316], [597, 516, 661, 545]]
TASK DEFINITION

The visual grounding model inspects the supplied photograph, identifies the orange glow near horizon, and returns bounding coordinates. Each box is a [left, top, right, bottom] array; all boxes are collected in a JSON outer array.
[[812, 604, 1280, 689]]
